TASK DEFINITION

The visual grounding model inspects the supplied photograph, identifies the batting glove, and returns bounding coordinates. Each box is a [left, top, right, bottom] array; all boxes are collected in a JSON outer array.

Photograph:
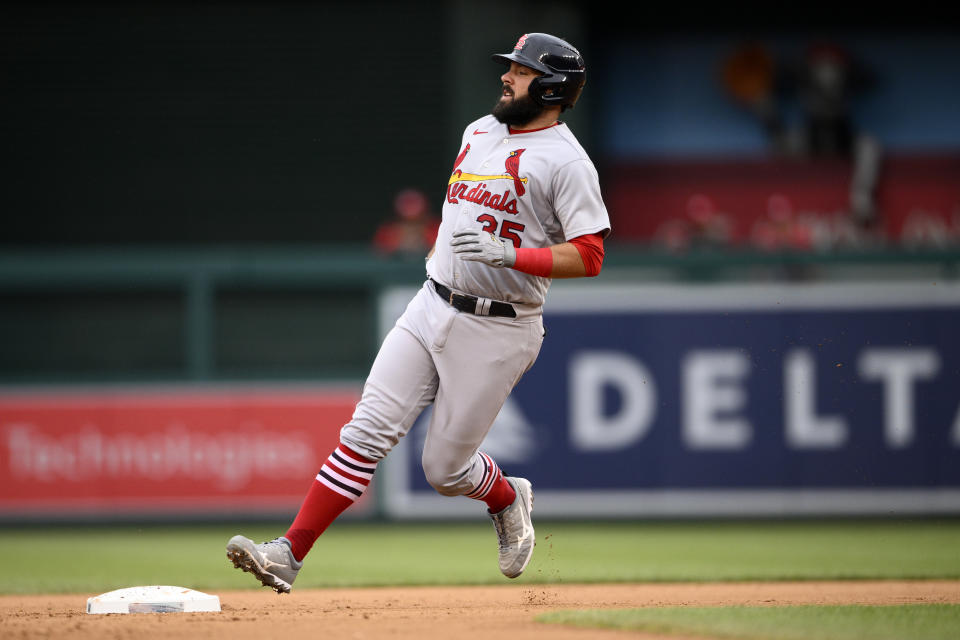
[[451, 229, 516, 268]]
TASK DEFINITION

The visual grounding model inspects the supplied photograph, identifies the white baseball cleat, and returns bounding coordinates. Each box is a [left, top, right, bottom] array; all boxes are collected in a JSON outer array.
[[226, 535, 302, 594], [488, 477, 535, 578]]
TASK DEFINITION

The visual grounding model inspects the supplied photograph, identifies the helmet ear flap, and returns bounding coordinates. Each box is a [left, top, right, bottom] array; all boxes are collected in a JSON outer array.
[[528, 75, 545, 106], [528, 73, 573, 108]]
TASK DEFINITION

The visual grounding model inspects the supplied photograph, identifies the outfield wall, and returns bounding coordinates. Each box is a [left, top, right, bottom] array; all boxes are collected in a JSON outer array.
[[1, 279, 958, 521]]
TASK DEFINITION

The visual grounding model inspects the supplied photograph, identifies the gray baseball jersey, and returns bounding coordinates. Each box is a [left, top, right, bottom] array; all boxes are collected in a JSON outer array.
[[341, 112, 610, 504], [426, 114, 611, 307]]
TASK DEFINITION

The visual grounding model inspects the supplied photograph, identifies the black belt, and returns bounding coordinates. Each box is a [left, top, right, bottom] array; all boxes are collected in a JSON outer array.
[[431, 279, 517, 318]]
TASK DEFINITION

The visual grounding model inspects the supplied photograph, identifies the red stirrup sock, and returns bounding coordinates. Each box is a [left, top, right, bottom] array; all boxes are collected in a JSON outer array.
[[284, 444, 377, 562], [465, 451, 517, 513]]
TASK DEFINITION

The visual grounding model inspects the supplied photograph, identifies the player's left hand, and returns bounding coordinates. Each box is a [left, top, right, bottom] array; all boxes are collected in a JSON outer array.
[[451, 229, 516, 268]]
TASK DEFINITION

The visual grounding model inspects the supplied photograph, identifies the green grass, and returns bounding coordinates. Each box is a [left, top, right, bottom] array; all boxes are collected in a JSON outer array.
[[3, 519, 960, 594], [538, 604, 960, 640]]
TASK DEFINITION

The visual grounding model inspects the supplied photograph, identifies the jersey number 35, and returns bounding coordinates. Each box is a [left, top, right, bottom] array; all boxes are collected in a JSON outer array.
[[477, 214, 526, 248]]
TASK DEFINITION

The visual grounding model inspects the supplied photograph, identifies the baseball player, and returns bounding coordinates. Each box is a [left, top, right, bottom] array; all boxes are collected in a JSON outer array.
[[227, 32, 610, 593]]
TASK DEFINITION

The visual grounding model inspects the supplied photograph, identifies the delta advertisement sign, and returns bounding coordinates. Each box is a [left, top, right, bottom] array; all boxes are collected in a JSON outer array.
[[379, 281, 960, 518], [0, 387, 364, 519]]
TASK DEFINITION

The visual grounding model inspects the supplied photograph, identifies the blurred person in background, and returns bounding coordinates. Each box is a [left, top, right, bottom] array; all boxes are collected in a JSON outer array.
[[798, 43, 883, 231], [653, 194, 732, 253], [372, 187, 441, 257], [750, 194, 813, 252]]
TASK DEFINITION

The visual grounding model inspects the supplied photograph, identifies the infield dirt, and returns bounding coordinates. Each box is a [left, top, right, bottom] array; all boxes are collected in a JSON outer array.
[[4, 581, 959, 640]]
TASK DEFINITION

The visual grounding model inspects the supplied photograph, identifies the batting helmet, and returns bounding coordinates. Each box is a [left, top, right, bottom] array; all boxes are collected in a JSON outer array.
[[492, 33, 586, 110]]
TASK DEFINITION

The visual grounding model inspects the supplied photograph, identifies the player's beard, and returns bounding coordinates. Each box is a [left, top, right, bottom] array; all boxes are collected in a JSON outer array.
[[492, 91, 544, 127]]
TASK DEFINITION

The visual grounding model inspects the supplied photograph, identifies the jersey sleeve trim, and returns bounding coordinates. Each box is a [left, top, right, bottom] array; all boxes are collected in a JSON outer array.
[[563, 222, 612, 241]]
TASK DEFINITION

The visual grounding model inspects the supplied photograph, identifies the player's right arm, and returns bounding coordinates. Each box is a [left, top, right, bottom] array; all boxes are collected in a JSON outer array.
[[511, 231, 605, 279], [450, 230, 605, 279]]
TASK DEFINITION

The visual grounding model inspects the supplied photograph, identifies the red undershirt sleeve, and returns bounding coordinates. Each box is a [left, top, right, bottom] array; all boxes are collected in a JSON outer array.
[[568, 231, 605, 277], [510, 231, 606, 278]]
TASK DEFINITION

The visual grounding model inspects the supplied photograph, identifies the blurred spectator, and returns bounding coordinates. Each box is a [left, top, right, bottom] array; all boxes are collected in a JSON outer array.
[[797, 43, 858, 157], [798, 43, 884, 231], [750, 194, 813, 252], [372, 188, 440, 257], [722, 41, 884, 234], [686, 194, 732, 248], [750, 194, 818, 280], [901, 209, 960, 248], [653, 194, 732, 252], [721, 42, 785, 153]]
